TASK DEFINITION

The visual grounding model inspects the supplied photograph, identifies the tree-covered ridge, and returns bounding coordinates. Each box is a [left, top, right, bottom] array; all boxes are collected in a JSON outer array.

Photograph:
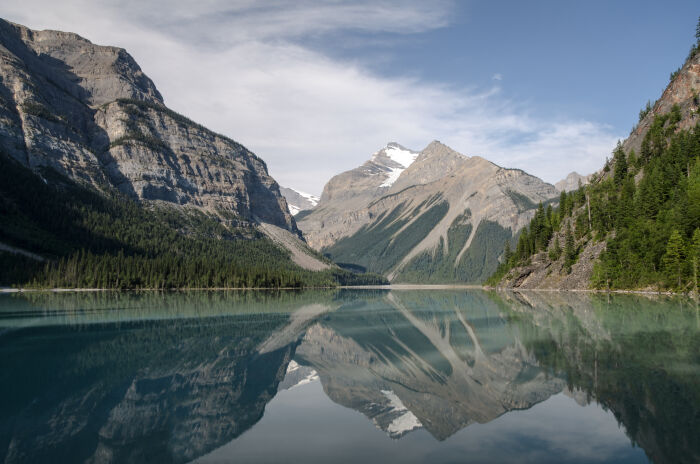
[[0, 152, 386, 288], [488, 111, 700, 292]]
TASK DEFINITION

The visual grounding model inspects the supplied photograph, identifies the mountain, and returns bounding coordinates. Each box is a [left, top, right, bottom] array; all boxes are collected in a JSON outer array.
[[0, 19, 387, 287], [554, 171, 592, 192], [297, 141, 558, 283], [490, 38, 700, 291], [279, 187, 319, 216], [297, 141, 421, 249], [0, 19, 296, 232]]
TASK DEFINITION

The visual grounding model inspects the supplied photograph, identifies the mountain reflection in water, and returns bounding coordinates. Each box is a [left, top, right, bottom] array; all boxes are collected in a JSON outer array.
[[0, 290, 698, 464]]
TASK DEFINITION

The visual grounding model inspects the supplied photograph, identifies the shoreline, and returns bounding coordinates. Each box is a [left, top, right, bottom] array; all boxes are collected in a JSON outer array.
[[1, 284, 696, 297]]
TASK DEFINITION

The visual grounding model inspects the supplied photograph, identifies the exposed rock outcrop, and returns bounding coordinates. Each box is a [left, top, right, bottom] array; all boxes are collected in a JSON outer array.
[[0, 19, 297, 234], [554, 171, 592, 192]]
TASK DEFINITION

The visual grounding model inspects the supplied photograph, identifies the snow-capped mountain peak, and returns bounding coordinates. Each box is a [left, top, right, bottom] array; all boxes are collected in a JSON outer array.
[[372, 143, 420, 188], [279, 187, 320, 216]]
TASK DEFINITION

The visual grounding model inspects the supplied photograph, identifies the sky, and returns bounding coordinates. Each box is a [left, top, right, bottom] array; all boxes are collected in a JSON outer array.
[[1, 1, 698, 194]]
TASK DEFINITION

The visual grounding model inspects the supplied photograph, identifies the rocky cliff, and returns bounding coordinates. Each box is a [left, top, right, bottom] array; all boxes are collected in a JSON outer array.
[[554, 171, 592, 192], [623, 49, 700, 156], [0, 19, 297, 234], [298, 141, 558, 282]]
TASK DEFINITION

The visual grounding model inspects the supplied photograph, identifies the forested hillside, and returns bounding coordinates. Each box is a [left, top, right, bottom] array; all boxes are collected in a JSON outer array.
[[0, 152, 386, 288], [490, 33, 700, 292]]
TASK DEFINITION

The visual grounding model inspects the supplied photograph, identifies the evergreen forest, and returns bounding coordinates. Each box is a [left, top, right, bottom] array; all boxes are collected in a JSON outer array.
[[0, 152, 386, 289], [488, 111, 700, 292]]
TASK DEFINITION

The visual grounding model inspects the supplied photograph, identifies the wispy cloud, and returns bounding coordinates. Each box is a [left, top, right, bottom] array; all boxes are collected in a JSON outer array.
[[0, 1, 620, 193]]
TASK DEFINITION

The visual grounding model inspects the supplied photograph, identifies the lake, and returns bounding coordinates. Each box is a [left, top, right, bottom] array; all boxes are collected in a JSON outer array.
[[0, 289, 698, 464]]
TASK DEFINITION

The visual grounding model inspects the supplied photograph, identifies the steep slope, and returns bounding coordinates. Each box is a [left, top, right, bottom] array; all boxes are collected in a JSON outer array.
[[299, 141, 558, 282], [491, 40, 700, 291], [0, 19, 363, 286], [0, 19, 296, 233], [297, 142, 420, 248], [279, 186, 319, 216]]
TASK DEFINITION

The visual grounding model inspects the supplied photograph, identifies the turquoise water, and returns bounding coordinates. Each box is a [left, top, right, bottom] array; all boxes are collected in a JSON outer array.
[[0, 290, 698, 463]]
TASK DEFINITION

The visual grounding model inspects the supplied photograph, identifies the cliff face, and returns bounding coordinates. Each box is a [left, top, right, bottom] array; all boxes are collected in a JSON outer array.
[[555, 172, 592, 192], [0, 19, 297, 233], [298, 141, 558, 282], [623, 50, 700, 156]]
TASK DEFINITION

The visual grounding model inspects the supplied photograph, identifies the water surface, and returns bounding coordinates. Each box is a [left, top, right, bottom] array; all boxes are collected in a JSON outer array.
[[0, 290, 698, 463]]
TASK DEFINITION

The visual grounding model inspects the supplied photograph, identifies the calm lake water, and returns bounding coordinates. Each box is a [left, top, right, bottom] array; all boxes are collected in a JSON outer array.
[[0, 289, 698, 464]]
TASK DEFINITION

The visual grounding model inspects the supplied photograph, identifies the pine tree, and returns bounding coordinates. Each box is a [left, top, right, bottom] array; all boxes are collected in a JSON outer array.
[[663, 230, 685, 289], [559, 190, 567, 218], [548, 236, 562, 261], [564, 222, 575, 273], [691, 228, 700, 295], [503, 240, 513, 263], [613, 141, 628, 185]]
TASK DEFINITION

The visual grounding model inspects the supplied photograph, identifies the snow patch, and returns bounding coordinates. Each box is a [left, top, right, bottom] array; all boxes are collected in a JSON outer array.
[[297, 190, 320, 206], [283, 360, 319, 389], [374, 144, 419, 188], [286, 360, 300, 373], [384, 144, 419, 168], [380, 389, 422, 436], [285, 188, 319, 215]]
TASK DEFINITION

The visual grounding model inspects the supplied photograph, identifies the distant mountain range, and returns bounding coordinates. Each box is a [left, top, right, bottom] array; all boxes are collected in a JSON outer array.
[[279, 187, 319, 216], [297, 141, 558, 282], [554, 171, 592, 192]]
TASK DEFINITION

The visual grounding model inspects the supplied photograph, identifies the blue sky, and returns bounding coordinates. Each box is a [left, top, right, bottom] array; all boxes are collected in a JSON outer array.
[[1, 1, 698, 194], [306, 0, 697, 133]]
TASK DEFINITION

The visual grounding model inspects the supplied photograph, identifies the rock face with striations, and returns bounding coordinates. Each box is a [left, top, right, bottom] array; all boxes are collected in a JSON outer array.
[[0, 19, 297, 234], [554, 171, 592, 192], [298, 141, 558, 282]]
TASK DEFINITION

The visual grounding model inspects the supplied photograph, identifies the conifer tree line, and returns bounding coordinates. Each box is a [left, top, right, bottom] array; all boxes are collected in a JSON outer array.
[[490, 22, 700, 292], [0, 152, 386, 289], [489, 110, 700, 292]]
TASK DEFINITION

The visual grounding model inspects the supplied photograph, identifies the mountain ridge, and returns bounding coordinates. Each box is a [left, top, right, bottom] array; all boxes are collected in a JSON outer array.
[[298, 140, 558, 282], [0, 19, 390, 287]]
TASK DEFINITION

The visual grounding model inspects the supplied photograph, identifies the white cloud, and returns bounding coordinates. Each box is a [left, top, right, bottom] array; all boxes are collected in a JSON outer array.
[[0, 1, 620, 194], [492, 73, 503, 81]]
